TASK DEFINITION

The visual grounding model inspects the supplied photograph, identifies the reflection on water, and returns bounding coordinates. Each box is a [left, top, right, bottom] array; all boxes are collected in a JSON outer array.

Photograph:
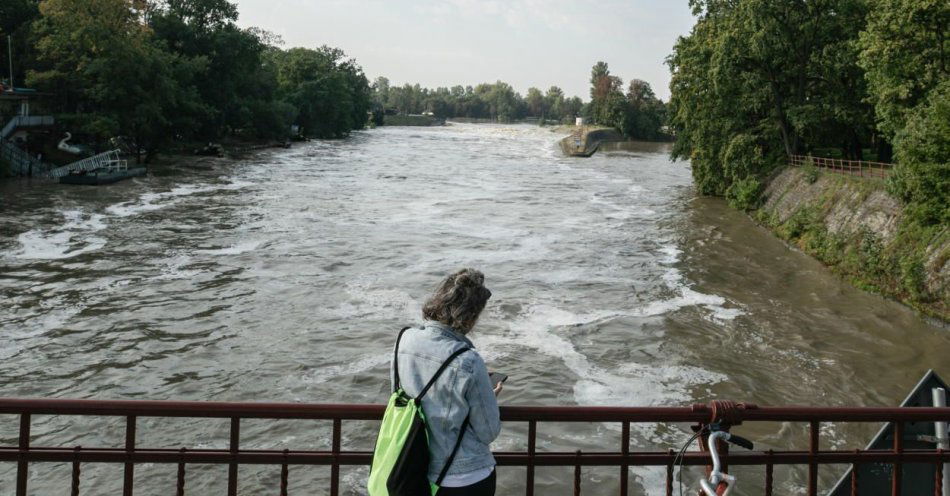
[[0, 124, 946, 495]]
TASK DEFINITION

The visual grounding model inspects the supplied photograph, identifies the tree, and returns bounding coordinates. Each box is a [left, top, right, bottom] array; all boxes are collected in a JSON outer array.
[[623, 79, 664, 140], [668, 0, 875, 198], [858, 0, 949, 139], [29, 0, 205, 162], [525, 87, 544, 117], [272, 46, 370, 138], [545, 86, 565, 122], [150, 0, 279, 139]]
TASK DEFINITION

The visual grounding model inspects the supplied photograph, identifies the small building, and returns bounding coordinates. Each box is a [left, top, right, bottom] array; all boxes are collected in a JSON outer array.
[[575, 117, 585, 126]]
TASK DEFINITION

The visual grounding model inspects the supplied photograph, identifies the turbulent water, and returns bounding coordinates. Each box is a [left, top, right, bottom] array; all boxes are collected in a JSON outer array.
[[0, 124, 946, 495]]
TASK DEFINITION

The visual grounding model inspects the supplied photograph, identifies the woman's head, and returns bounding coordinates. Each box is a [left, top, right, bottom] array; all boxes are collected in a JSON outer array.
[[422, 268, 492, 334]]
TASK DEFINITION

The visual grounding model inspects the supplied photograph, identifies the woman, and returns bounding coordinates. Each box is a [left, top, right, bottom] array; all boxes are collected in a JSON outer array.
[[392, 268, 501, 496]]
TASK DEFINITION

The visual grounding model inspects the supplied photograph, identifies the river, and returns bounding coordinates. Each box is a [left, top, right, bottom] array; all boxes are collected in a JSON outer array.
[[0, 123, 947, 495]]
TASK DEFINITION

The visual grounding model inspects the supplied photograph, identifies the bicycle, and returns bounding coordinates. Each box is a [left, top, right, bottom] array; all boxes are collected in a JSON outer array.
[[674, 423, 755, 496]]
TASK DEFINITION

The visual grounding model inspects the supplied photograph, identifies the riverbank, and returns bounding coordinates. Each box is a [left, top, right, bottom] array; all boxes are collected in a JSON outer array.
[[755, 167, 948, 321]]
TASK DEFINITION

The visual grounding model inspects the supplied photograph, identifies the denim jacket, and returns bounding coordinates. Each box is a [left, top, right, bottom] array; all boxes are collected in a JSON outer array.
[[390, 321, 501, 482]]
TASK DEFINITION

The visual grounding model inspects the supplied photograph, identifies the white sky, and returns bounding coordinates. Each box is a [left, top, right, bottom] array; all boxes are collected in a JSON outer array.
[[233, 0, 696, 101]]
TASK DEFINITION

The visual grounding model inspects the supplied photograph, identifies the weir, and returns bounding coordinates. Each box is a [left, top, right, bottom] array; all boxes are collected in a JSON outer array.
[[1, 397, 949, 495]]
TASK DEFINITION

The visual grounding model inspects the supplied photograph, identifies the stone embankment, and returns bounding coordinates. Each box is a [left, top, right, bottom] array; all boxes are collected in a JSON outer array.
[[757, 167, 948, 320]]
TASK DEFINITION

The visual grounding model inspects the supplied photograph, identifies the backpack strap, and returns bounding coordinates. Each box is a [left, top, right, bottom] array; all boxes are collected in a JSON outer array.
[[435, 413, 470, 486], [392, 326, 412, 393], [416, 346, 471, 400]]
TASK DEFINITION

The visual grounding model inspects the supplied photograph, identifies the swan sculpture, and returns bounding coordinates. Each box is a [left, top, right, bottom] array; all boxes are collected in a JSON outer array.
[[58, 132, 84, 155]]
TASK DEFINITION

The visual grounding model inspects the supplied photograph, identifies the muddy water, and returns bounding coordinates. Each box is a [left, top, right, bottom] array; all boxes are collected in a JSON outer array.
[[0, 124, 946, 495]]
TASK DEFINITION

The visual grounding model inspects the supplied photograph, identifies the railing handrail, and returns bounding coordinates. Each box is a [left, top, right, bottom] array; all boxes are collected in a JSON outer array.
[[3, 397, 949, 495], [1, 397, 949, 422]]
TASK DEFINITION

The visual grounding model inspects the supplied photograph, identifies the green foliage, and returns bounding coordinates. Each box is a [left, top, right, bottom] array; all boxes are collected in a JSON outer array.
[[899, 254, 927, 302], [726, 176, 762, 211], [802, 157, 820, 184], [858, 0, 949, 139], [669, 0, 877, 197], [372, 80, 563, 122], [18, 0, 370, 157], [271, 46, 370, 138], [29, 0, 207, 161], [886, 80, 950, 225]]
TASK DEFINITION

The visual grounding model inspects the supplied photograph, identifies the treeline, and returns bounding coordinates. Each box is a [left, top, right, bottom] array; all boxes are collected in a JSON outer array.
[[587, 62, 668, 141], [371, 78, 584, 124], [1, 0, 372, 161], [372, 67, 670, 141], [668, 0, 948, 225]]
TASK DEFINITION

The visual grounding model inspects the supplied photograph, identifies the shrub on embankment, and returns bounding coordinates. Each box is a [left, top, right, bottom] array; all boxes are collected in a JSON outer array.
[[757, 167, 948, 320]]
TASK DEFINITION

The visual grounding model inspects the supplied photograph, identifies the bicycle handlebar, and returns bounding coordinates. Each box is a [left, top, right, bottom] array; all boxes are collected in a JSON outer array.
[[726, 433, 754, 450]]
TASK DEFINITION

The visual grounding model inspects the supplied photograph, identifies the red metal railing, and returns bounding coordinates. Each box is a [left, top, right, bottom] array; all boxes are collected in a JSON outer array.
[[789, 155, 892, 179], [1, 398, 949, 495]]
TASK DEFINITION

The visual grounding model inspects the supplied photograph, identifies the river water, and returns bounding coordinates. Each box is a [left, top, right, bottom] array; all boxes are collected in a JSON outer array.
[[0, 123, 946, 495]]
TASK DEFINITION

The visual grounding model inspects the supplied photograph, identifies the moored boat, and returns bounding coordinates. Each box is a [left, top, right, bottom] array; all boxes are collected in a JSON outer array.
[[59, 166, 147, 185]]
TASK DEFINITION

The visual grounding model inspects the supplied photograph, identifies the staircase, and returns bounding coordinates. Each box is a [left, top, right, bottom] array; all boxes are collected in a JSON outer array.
[[1, 115, 55, 140], [47, 149, 127, 178]]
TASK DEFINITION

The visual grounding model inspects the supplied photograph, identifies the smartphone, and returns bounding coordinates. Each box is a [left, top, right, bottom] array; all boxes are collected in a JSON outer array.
[[488, 372, 508, 386]]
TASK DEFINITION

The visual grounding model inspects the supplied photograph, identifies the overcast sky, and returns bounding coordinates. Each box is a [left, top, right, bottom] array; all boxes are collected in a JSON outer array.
[[233, 0, 696, 101]]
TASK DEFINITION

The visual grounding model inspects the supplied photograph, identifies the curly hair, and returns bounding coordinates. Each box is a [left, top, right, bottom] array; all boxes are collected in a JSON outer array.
[[422, 268, 492, 334]]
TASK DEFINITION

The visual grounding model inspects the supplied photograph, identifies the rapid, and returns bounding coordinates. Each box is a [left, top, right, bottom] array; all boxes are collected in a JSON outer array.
[[0, 123, 946, 494]]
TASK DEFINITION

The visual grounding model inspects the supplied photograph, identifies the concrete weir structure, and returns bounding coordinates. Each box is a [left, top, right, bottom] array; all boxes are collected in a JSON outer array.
[[559, 126, 623, 157]]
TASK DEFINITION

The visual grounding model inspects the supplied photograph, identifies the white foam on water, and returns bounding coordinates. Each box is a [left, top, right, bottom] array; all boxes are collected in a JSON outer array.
[[634, 244, 745, 322], [11, 210, 108, 260], [153, 254, 203, 281], [483, 304, 726, 407], [105, 181, 251, 218], [195, 240, 264, 256]]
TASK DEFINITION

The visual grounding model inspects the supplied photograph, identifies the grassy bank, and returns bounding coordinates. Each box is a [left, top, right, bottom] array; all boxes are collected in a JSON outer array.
[[755, 167, 948, 320]]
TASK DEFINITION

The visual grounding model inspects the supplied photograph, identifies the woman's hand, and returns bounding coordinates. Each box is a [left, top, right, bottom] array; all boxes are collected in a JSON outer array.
[[493, 380, 503, 397]]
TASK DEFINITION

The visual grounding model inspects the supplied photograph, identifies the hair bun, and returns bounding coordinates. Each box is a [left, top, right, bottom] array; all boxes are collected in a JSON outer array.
[[453, 269, 484, 288]]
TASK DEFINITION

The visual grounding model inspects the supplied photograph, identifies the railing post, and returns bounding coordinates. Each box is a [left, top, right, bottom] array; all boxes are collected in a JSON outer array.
[[228, 417, 239, 496], [620, 421, 629, 496], [280, 449, 289, 496], [16, 413, 30, 496], [527, 420, 536, 496], [176, 448, 186, 496], [124, 415, 136, 496], [893, 421, 903, 496], [71, 445, 82, 496], [331, 418, 341, 496], [573, 450, 582, 496], [808, 421, 818, 496], [665, 448, 674, 496]]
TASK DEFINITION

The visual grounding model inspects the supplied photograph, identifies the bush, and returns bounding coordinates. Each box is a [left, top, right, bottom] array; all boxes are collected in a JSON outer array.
[[802, 157, 820, 183], [726, 176, 762, 211], [899, 254, 927, 302], [857, 227, 891, 278]]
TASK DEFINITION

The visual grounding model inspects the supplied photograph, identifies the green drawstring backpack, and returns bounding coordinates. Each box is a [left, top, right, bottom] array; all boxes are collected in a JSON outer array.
[[367, 327, 472, 496]]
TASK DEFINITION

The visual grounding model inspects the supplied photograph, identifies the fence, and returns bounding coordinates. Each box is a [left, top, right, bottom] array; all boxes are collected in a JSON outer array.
[[789, 155, 892, 179], [1, 398, 949, 496]]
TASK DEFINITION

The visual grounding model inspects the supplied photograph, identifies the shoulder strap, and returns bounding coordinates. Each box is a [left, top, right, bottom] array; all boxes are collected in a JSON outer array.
[[435, 413, 470, 486], [392, 326, 412, 393], [416, 346, 471, 400]]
